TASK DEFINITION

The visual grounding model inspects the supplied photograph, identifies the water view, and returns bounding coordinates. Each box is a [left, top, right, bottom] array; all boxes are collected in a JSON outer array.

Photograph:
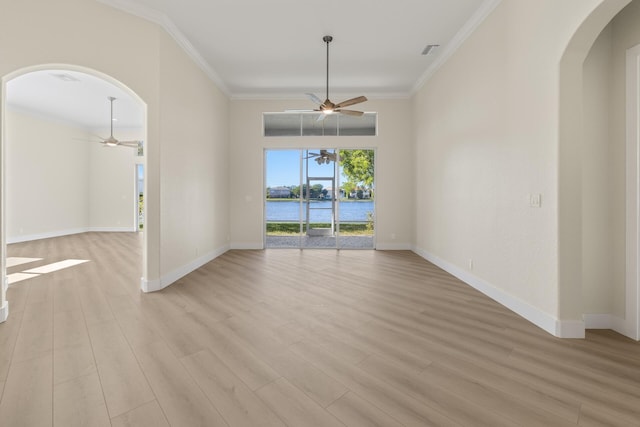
[[266, 200, 373, 223]]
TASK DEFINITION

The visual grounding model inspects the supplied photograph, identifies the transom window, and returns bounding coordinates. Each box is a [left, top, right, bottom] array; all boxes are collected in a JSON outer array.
[[263, 112, 377, 137]]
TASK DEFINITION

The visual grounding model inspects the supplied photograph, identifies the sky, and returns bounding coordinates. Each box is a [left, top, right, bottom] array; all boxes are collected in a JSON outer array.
[[266, 149, 344, 188]]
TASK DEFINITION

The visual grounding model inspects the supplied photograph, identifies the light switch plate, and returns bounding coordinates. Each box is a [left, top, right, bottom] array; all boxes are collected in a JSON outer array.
[[529, 193, 542, 208]]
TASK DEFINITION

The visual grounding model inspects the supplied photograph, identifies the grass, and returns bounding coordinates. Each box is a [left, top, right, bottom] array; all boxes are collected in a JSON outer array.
[[267, 222, 373, 236]]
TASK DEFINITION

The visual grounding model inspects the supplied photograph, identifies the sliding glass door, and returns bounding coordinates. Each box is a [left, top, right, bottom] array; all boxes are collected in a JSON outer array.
[[265, 148, 374, 249]]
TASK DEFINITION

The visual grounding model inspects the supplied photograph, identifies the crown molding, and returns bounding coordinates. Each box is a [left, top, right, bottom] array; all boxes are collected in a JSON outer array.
[[96, 0, 231, 97], [229, 91, 411, 101], [410, 0, 503, 95], [98, 0, 500, 100]]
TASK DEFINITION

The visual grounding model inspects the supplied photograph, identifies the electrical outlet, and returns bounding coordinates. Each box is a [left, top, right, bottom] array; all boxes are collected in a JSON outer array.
[[529, 193, 542, 208]]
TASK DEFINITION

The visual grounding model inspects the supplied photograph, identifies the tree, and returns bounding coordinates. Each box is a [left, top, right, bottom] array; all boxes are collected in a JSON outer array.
[[311, 183, 324, 199], [341, 181, 356, 198], [339, 149, 374, 196]]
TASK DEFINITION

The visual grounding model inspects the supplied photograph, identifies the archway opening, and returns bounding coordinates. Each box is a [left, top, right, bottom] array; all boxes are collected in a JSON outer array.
[[559, 0, 638, 340], [1, 64, 148, 322]]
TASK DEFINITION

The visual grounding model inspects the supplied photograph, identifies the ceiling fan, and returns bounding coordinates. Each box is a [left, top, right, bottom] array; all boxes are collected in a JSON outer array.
[[305, 149, 337, 164], [292, 36, 367, 120], [96, 96, 141, 148]]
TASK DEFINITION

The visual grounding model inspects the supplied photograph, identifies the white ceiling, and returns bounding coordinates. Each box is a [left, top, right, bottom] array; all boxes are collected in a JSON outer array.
[[104, 0, 495, 98], [5, 0, 497, 128], [7, 70, 144, 130]]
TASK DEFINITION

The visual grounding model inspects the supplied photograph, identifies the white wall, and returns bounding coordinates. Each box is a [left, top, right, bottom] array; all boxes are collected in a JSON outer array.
[[5, 109, 90, 241], [582, 25, 615, 316], [157, 30, 230, 286], [412, 0, 624, 337], [5, 109, 141, 242], [582, 0, 640, 324], [89, 127, 141, 232], [0, 0, 231, 314], [229, 98, 413, 249]]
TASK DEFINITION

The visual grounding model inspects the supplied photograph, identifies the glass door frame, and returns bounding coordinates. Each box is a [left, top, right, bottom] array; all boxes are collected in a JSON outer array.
[[264, 147, 375, 250]]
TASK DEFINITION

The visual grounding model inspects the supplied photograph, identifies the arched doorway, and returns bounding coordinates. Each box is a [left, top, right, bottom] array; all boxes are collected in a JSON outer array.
[[0, 64, 148, 322], [558, 0, 638, 340]]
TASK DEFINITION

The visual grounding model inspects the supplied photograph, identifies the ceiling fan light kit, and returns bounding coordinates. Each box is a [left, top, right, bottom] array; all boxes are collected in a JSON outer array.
[[291, 35, 368, 120]]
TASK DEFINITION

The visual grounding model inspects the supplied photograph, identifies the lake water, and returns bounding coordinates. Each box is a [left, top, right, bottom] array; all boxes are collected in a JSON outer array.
[[266, 200, 374, 222]]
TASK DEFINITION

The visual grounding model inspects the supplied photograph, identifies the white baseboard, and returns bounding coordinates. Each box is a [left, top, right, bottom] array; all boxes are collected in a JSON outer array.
[[7, 228, 88, 244], [583, 313, 629, 336], [141, 277, 161, 293], [375, 242, 412, 250], [412, 246, 585, 339], [141, 244, 230, 293], [0, 301, 8, 323], [88, 227, 137, 233], [230, 242, 263, 250], [7, 227, 137, 244]]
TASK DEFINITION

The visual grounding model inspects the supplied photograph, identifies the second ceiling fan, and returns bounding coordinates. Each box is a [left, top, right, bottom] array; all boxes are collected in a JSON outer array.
[[297, 35, 367, 119]]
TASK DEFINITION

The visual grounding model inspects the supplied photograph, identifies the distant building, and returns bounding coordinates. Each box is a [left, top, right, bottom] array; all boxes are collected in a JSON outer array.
[[269, 186, 291, 198]]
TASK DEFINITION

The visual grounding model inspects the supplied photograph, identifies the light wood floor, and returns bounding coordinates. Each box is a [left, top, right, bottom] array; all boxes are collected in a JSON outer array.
[[1, 232, 639, 426]]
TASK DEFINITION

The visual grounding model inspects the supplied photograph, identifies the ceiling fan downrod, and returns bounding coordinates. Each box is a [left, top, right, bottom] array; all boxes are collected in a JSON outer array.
[[323, 35, 332, 102]]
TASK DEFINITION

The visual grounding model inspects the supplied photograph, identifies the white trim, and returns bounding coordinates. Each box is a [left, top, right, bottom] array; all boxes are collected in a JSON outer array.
[[6, 227, 137, 244], [141, 244, 229, 293], [376, 243, 412, 251], [583, 313, 627, 332], [7, 228, 88, 244], [0, 301, 8, 323], [140, 276, 161, 293], [626, 43, 640, 341], [230, 242, 263, 250], [411, 0, 503, 95], [555, 320, 586, 339], [87, 227, 137, 233], [231, 92, 410, 101], [96, 0, 230, 97], [413, 246, 584, 338]]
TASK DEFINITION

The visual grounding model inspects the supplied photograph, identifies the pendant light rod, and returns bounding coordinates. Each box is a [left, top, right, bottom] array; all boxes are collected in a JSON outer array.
[[323, 35, 333, 100], [108, 96, 116, 137]]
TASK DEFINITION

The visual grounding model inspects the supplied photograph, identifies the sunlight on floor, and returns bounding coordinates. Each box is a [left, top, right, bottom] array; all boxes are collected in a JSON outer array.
[[7, 272, 40, 285], [7, 258, 90, 285], [23, 259, 89, 274], [6, 257, 43, 268]]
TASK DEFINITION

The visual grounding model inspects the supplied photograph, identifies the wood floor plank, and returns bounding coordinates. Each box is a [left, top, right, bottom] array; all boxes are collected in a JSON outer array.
[[12, 301, 53, 363], [419, 361, 576, 426], [86, 319, 155, 418], [203, 317, 281, 391], [0, 309, 24, 382], [291, 340, 462, 427], [181, 349, 286, 427], [53, 344, 97, 385], [53, 372, 111, 427], [327, 391, 405, 427], [134, 341, 229, 427], [256, 378, 346, 427], [53, 308, 90, 350], [0, 353, 52, 427], [3, 234, 640, 426], [578, 402, 640, 426], [110, 400, 170, 427]]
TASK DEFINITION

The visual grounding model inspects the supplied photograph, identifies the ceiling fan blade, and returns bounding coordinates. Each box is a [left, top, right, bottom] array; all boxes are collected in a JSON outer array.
[[306, 93, 323, 105], [118, 140, 142, 147], [285, 109, 316, 113], [335, 96, 367, 109], [336, 109, 364, 117]]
